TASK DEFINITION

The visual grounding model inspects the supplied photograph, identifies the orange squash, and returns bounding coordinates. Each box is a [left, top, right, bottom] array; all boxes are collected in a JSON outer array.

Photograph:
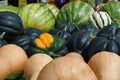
[[37, 56, 97, 80], [65, 52, 84, 61], [0, 44, 28, 79], [0, 57, 10, 80], [24, 53, 53, 80], [88, 51, 120, 80]]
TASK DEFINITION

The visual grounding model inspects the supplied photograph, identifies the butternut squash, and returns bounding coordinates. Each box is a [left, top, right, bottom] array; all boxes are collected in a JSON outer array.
[[0, 44, 28, 79], [37, 56, 97, 80], [0, 57, 10, 80], [88, 51, 120, 80], [24, 53, 53, 80], [65, 52, 84, 61]]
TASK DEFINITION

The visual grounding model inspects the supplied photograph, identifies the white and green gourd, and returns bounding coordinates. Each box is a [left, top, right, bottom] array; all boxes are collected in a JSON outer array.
[[89, 11, 112, 30]]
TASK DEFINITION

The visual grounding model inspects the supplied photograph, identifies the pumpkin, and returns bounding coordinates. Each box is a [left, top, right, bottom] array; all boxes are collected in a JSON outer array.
[[0, 44, 28, 79], [89, 11, 112, 30], [24, 53, 53, 80], [18, 3, 56, 32], [29, 33, 69, 58], [24, 28, 43, 40], [86, 24, 120, 59], [0, 32, 7, 47], [88, 51, 120, 80], [0, 11, 24, 42], [56, 1, 94, 26], [37, 56, 97, 80], [100, 1, 120, 25]]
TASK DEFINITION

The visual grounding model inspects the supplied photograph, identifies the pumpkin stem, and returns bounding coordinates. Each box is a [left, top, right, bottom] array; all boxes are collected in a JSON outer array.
[[0, 32, 5, 39]]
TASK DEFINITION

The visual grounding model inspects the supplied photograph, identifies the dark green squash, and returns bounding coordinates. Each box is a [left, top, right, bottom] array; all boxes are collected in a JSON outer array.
[[55, 23, 79, 34], [49, 23, 79, 40], [0, 11, 24, 42], [49, 29, 71, 40], [0, 32, 7, 47], [67, 24, 98, 61], [29, 33, 69, 58], [86, 24, 120, 60], [24, 28, 43, 40], [11, 35, 32, 57]]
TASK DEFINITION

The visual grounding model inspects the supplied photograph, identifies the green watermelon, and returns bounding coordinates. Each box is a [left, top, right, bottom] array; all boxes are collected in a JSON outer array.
[[100, 1, 120, 26], [56, 1, 94, 26], [18, 3, 56, 32], [0, 5, 19, 14]]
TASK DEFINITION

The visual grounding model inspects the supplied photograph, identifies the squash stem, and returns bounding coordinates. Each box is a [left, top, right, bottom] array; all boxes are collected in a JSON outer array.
[[0, 32, 5, 39]]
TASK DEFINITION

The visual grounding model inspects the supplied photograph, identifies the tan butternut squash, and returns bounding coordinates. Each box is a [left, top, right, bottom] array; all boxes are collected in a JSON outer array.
[[37, 56, 97, 80], [0, 44, 28, 79], [65, 52, 84, 61], [0, 57, 10, 80], [88, 51, 120, 80], [24, 53, 53, 80]]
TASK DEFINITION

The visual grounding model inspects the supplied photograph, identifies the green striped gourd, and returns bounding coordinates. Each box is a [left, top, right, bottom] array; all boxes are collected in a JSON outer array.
[[89, 11, 112, 30], [56, 1, 94, 26], [100, 1, 120, 26], [18, 3, 56, 32]]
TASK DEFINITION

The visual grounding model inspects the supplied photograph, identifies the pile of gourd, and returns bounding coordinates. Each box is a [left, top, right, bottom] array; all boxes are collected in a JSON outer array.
[[0, 0, 120, 80]]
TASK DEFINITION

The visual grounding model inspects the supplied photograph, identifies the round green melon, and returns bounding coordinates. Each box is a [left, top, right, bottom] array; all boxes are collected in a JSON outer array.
[[0, 5, 19, 14], [100, 2, 120, 26], [56, 1, 94, 26], [18, 3, 55, 32]]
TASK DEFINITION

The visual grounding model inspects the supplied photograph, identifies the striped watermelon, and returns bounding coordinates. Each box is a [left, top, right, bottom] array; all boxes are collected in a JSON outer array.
[[100, 1, 120, 26], [56, 1, 94, 26], [18, 3, 56, 32]]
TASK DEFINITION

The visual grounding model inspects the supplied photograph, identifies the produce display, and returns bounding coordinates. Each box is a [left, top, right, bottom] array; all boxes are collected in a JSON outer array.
[[0, 0, 120, 80]]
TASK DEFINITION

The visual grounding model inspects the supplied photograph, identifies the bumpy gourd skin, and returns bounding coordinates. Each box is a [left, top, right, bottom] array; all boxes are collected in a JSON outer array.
[[29, 33, 69, 58], [86, 24, 120, 60]]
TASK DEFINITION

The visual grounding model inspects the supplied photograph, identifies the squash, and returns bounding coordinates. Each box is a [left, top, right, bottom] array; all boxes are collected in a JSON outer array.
[[88, 51, 120, 80], [11, 35, 32, 57], [56, 1, 94, 26], [0, 57, 10, 80], [0, 11, 24, 42], [24, 53, 53, 80], [67, 26, 98, 54], [37, 56, 97, 80], [49, 29, 71, 40], [0, 44, 28, 79], [49, 23, 79, 40], [0, 32, 7, 47], [24, 28, 43, 40], [100, 1, 120, 26], [89, 11, 112, 30], [18, 3, 56, 32], [65, 52, 84, 61], [29, 33, 69, 58], [86, 24, 120, 59]]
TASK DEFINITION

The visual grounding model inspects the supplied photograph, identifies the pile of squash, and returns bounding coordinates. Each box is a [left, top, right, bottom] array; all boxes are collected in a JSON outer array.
[[1, 0, 120, 80]]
